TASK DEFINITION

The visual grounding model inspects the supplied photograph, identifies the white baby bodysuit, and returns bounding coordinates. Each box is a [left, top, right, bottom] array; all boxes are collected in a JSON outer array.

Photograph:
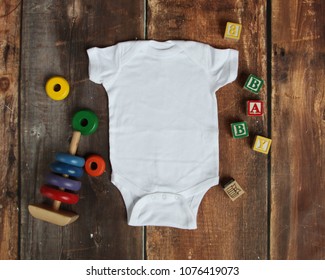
[[87, 40, 238, 229]]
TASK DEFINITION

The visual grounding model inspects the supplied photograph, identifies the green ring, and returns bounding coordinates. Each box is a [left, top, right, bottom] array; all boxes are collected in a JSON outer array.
[[72, 109, 98, 135]]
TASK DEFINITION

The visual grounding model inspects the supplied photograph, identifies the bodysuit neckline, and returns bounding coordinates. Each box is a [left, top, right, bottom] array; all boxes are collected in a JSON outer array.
[[145, 40, 182, 57]]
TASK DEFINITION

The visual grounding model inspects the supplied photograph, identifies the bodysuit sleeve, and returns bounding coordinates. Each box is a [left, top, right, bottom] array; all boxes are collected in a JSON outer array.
[[206, 46, 239, 92], [87, 42, 134, 87]]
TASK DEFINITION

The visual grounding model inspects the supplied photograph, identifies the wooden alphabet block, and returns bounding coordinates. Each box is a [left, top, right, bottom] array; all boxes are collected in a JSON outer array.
[[244, 74, 264, 94], [223, 179, 245, 201], [253, 135, 272, 154], [247, 100, 264, 116], [231, 121, 249, 139], [224, 22, 242, 40]]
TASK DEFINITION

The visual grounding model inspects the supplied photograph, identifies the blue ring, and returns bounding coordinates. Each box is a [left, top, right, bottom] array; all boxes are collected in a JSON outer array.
[[55, 152, 85, 167], [44, 173, 81, 192], [50, 161, 84, 178]]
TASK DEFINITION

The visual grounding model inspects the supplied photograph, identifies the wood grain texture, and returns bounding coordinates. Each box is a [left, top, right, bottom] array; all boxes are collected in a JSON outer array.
[[147, 0, 268, 259], [20, 0, 144, 259], [0, 0, 21, 260], [271, 0, 325, 259]]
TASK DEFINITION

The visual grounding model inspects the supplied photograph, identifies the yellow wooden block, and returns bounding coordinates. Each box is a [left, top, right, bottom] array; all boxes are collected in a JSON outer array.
[[223, 179, 245, 201], [224, 22, 242, 40], [253, 135, 272, 154]]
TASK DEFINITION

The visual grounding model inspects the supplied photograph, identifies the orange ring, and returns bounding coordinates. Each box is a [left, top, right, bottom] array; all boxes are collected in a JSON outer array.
[[85, 155, 106, 177]]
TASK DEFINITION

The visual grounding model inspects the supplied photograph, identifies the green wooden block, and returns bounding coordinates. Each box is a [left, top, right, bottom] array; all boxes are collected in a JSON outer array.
[[244, 74, 264, 94], [231, 121, 249, 139]]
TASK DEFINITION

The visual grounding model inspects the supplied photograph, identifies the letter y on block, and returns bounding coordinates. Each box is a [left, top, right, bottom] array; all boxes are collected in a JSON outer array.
[[253, 135, 272, 154]]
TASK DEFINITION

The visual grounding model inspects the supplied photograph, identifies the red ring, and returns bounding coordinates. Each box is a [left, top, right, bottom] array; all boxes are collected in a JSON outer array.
[[40, 185, 79, 204], [85, 155, 106, 177]]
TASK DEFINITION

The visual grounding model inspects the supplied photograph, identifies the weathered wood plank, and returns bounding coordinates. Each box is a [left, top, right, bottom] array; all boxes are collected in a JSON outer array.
[[147, 0, 268, 259], [20, 0, 144, 259], [271, 0, 325, 259], [0, 0, 21, 260]]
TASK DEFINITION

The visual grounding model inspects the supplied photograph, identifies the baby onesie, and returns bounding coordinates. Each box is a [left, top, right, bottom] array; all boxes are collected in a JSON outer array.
[[87, 40, 238, 229]]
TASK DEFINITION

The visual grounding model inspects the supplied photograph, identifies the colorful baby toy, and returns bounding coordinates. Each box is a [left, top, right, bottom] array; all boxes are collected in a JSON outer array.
[[28, 109, 99, 226]]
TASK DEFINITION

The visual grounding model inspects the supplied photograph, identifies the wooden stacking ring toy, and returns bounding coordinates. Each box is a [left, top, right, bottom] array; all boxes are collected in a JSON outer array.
[[85, 155, 106, 177], [28, 109, 99, 226], [50, 161, 84, 178], [55, 152, 85, 167], [40, 185, 79, 204], [45, 76, 70, 101], [44, 173, 81, 192], [72, 109, 99, 135]]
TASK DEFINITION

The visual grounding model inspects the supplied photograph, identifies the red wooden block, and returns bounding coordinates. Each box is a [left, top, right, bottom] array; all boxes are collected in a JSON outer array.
[[247, 100, 264, 116], [40, 185, 79, 204]]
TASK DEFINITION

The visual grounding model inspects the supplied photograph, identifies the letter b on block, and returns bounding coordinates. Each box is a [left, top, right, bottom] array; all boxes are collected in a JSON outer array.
[[244, 74, 264, 94], [231, 121, 249, 139]]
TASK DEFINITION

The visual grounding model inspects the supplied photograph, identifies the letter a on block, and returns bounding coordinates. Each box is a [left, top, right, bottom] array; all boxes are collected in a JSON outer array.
[[251, 104, 260, 113], [247, 100, 263, 116], [253, 136, 272, 154]]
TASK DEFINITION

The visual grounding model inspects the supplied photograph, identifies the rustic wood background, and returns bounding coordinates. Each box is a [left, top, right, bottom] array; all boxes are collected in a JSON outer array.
[[0, 0, 324, 259]]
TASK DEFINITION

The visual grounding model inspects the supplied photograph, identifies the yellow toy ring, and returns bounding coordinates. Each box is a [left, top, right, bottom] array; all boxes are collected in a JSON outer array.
[[45, 76, 70, 101]]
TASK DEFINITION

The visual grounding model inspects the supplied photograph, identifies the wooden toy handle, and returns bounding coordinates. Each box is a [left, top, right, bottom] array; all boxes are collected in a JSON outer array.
[[69, 131, 81, 155], [52, 131, 82, 211]]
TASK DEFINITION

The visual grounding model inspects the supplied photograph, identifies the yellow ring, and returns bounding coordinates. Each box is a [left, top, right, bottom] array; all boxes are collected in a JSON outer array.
[[45, 76, 70, 101]]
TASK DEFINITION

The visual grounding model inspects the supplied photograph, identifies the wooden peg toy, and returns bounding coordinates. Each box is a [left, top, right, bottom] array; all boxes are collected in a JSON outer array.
[[85, 154, 106, 177], [45, 76, 70, 101], [247, 100, 264, 116], [223, 179, 245, 201], [224, 22, 242, 40], [28, 109, 99, 226], [253, 135, 272, 154], [231, 121, 249, 139], [244, 74, 264, 94], [72, 109, 98, 136]]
